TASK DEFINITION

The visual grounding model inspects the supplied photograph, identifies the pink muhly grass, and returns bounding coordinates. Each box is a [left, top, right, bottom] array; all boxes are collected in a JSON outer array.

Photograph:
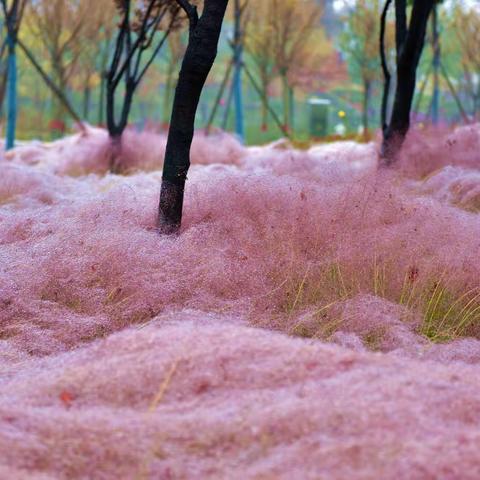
[[1, 125, 480, 478]]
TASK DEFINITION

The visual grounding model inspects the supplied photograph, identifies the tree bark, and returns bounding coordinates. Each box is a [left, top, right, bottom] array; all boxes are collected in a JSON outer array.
[[109, 133, 123, 174], [381, 0, 434, 163], [158, 0, 229, 234], [380, 0, 392, 132], [394, 0, 407, 58]]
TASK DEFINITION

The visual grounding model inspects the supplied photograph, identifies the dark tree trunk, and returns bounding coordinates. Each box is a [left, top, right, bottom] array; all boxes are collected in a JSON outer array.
[[106, 82, 134, 172], [109, 133, 123, 174], [431, 3, 440, 125], [105, 0, 174, 173], [394, 0, 407, 56], [106, 82, 117, 138], [381, 0, 435, 162], [380, 0, 392, 132], [98, 44, 111, 126], [158, 0, 229, 234]]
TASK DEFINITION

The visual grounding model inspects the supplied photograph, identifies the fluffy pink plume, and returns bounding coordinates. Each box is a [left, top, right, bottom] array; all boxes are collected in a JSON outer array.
[[2, 126, 480, 478]]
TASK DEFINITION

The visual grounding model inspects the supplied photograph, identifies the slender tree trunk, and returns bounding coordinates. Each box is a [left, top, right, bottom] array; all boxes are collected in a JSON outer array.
[[98, 72, 106, 125], [380, 0, 392, 132], [233, 0, 244, 142], [362, 79, 371, 139], [17, 39, 84, 128], [261, 84, 268, 131], [289, 85, 294, 133], [109, 132, 123, 174], [158, 0, 229, 234], [106, 64, 135, 172], [107, 87, 134, 173], [281, 73, 290, 133], [83, 84, 91, 121], [431, 3, 440, 125], [222, 75, 235, 130], [98, 41, 112, 126], [243, 64, 289, 137], [54, 73, 68, 129], [413, 64, 432, 115], [381, 0, 434, 162], [106, 80, 116, 137], [106, 83, 124, 173], [440, 61, 469, 124], [0, 62, 9, 118], [5, 34, 17, 150], [233, 50, 244, 140]]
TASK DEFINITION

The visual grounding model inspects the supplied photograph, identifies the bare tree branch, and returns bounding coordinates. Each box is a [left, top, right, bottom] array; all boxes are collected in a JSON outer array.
[[175, 0, 198, 31]]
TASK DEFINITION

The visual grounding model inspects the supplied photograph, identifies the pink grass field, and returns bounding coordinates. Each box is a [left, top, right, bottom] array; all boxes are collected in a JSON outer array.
[[2, 125, 480, 479]]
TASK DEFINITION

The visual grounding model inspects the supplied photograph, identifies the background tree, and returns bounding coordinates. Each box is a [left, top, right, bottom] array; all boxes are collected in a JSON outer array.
[[452, 3, 480, 120], [244, 0, 275, 131], [269, 0, 322, 132], [74, 0, 117, 122], [1, 0, 27, 149], [204, 0, 248, 139], [231, 0, 248, 141], [26, 0, 95, 129], [158, 0, 229, 234], [106, 0, 184, 172], [381, 0, 435, 162], [341, 0, 393, 138]]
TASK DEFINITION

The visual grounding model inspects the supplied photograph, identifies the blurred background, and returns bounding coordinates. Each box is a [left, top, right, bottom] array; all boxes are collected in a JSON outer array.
[[2, 0, 479, 145]]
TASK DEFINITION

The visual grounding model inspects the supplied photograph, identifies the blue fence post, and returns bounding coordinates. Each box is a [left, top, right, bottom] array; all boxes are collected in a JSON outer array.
[[6, 32, 17, 150]]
